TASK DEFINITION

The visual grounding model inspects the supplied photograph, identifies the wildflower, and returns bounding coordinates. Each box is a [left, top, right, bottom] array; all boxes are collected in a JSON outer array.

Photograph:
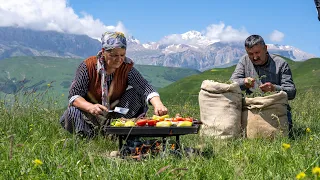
[[312, 166, 320, 176], [32, 159, 43, 166], [306, 128, 311, 133], [310, 137, 313, 141], [282, 143, 291, 150], [47, 83, 51, 87], [296, 172, 306, 179], [61, 94, 64, 97]]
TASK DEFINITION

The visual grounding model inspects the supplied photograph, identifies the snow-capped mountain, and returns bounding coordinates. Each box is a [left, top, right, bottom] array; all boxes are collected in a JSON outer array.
[[125, 30, 316, 71], [142, 42, 160, 50], [161, 44, 200, 54], [267, 44, 315, 61], [0, 27, 316, 71], [180, 30, 217, 47], [142, 30, 216, 51]]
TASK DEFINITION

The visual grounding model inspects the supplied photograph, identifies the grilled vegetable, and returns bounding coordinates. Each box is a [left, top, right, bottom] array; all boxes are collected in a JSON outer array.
[[177, 121, 193, 127], [124, 120, 135, 127], [152, 114, 169, 121], [136, 119, 148, 126], [156, 121, 172, 127], [147, 120, 157, 126], [113, 121, 125, 127]]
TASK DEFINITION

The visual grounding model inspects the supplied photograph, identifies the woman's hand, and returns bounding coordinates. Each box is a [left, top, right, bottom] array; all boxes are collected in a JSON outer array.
[[150, 96, 168, 116], [153, 103, 168, 116], [87, 104, 109, 116]]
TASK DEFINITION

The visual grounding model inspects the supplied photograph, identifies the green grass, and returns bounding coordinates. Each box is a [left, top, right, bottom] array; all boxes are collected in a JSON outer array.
[[1, 87, 320, 179], [1, 57, 320, 179]]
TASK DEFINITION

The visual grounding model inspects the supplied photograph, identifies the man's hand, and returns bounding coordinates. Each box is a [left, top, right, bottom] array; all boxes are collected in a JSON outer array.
[[88, 104, 108, 116], [244, 77, 255, 88], [259, 82, 275, 92]]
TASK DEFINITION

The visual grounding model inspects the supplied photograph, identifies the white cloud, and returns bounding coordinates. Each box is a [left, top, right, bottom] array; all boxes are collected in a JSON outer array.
[[269, 30, 284, 42], [0, 1, 250, 46], [205, 22, 249, 42], [0, 0, 127, 40], [158, 22, 250, 46]]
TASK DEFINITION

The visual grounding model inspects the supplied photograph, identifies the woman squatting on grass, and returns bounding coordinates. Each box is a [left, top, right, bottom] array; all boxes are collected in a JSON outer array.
[[59, 31, 168, 138]]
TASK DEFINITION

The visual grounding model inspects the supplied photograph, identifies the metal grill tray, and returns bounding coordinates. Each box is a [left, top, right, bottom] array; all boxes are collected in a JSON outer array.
[[104, 125, 200, 136]]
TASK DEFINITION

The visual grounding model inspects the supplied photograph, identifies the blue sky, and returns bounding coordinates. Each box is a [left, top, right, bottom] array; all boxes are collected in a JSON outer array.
[[69, 0, 320, 56], [0, 0, 319, 56]]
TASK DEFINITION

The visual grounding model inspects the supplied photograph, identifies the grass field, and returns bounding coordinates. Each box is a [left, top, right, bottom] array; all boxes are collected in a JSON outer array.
[[1, 57, 320, 179]]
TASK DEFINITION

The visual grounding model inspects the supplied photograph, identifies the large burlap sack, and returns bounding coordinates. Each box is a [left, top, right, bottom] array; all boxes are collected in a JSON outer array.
[[199, 80, 242, 139], [242, 91, 288, 139]]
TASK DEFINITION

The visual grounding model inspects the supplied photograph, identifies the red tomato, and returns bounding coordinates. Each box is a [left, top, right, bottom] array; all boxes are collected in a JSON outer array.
[[184, 117, 193, 122], [176, 117, 184, 121], [172, 118, 178, 122], [136, 119, 147, 126], [147, 120, 157, 126]]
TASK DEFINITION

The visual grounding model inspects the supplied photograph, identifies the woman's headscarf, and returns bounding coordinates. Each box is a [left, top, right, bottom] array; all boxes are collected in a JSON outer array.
[[101, 31, 127, 51], [97, 31, 128, 108]]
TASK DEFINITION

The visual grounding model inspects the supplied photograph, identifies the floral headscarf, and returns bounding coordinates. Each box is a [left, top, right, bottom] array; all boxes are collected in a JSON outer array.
[[97, 31, 128, 108], [101, 31, 127, 51]]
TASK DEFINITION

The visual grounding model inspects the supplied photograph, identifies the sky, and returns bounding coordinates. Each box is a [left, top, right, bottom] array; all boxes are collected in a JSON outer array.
[[0, 0, 319, 56]]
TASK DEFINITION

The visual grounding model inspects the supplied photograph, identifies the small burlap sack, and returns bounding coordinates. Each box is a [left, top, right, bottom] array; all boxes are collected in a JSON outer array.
[[242, 91, 288, 139], [199, 80, 242, 139]]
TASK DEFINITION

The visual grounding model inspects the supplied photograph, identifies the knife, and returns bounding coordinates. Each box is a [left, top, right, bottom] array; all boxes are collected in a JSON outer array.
[[108, 107, 129, 115]]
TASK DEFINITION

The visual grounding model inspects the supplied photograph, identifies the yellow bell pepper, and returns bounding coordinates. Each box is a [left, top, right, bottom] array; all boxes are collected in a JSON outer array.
[[156, 121, 172, 127], [124, 120, 135, 127], [152, 114, 169, 121], [177, 121, 193, 127]]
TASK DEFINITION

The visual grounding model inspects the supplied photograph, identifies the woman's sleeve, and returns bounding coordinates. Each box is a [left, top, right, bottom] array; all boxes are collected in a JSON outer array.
[[68, 62, 89, 105], [127, 67, 159, 104]]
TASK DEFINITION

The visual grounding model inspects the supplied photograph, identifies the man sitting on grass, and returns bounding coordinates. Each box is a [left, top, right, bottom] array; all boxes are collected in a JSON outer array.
[[230, 34, 297, 137]]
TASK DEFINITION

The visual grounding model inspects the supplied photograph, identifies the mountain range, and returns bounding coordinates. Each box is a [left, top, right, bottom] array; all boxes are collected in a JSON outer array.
[[0, 27, 316, 71]]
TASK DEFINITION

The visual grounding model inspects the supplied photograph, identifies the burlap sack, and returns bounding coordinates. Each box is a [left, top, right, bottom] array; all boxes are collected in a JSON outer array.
[[242, 91, 288, 139], [199, 80, 242, 139]]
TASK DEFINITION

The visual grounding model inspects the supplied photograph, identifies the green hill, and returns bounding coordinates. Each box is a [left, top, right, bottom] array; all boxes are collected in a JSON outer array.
[[0, 56, 200, 97], [158, 57, 320, 103]]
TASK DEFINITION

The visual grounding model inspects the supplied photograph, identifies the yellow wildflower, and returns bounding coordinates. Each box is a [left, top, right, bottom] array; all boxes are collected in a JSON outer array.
[[47, 83, 51, 87], [32, 159, 43, 166], [61, 94, 64, 96], [306, 128, 311, 133], [312, 166, 320, 176], [310, 137, 313, 141], [282, 143, 291, 150], [295, 172, 306, 179]]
